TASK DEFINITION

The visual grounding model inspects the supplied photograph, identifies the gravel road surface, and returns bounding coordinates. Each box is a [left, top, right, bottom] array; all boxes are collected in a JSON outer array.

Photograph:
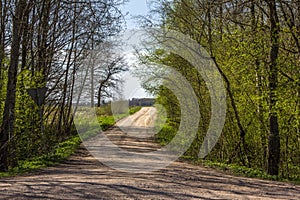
[[0, 107, 299, 199]]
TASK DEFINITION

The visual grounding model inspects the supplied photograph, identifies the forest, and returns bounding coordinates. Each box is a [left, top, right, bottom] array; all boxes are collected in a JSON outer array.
[[0, 0, 299, 182], [137, 0, 299, 179]]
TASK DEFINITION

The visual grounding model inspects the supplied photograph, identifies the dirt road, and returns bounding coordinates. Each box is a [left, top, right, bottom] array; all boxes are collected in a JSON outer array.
[[0, 107, 299, 199]]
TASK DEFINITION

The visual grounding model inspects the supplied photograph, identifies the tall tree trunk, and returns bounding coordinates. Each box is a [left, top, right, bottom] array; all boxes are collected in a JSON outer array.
[[37, 0, 51, 78], [0, 0, 27, 171], [0, 0, 7, 94], [267, 0, 280, 176]]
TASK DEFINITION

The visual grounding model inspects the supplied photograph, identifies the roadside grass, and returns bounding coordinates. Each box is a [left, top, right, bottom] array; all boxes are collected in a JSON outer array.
[[99, 106, 141, 130], [154, 124, 177, 146], [129, 106, 142, 115], [193, 159, 300, 184], [155, 123, 300, 185], [0, 136, 81, 178], [80, 106, 141, 140], [0, 105, 142, 178]]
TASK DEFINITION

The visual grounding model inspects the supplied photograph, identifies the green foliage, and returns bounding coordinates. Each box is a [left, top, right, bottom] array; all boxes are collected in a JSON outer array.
[[0, 0, 127, 172], [200, 160, 279, 180], [129, 106, 142, 115], [198, 160, 299, 184], [97, 105, 142, 130], [155, 123, 177, 146], [0, 136, 81, 178], [0, 101, 143, 177], [95, 104, 113, 116], [138, 0, 300, 181], [0, 103, 140, 177], [98, 115, 116, 130]]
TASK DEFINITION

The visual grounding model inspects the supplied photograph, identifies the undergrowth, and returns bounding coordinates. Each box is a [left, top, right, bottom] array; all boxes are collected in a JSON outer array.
[[155, 123, 300, 185], [0, 136, 81, 178]]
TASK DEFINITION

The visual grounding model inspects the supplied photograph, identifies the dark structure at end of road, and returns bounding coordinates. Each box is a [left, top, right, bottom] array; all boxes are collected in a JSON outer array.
[[129, 98, 155, 107]]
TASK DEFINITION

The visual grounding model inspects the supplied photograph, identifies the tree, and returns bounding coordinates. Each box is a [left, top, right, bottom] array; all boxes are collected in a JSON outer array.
[[96, 55, 128, 107], [77, 41, 128, 107], [138, 0, 299, 177], [266, 0, 280, 176], [0, 0, 126, 171], [0, 0, 8, 94], [0, 0, 29, 171]]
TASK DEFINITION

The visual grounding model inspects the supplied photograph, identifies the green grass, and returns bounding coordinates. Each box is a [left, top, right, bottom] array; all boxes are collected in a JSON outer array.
[[0, 105, 143, 178], [98, 115, 118, 130], [155, 123, 300, 184], [0, 113, 118, 178], [129, 106, 142, 115], [98, 106, 141, 130], [178, 156, 300, 184], [195, 159, 299, 184], [154, 124, 177, 146], [0, 136, 81, 178], [198, 160, 278, 180]]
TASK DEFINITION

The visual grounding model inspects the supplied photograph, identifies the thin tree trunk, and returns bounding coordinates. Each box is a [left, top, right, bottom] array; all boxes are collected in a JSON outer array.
[[267, 0, 280, 176], [207, 3, 249, 166], [58, 2, 77, 135], [0, 0, 7, 94], [91, 36, 95, 107], [0, 0, 27, 171], [97, 83, 104, 107]]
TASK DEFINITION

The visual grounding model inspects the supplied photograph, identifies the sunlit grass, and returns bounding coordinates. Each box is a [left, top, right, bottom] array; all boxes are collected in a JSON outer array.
[[0, 136, 81, 178], [0, 105, 143, 178]]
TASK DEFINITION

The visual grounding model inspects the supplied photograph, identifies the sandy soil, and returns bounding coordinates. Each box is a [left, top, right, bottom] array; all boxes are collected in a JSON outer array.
[[0, 107, 299, 199]]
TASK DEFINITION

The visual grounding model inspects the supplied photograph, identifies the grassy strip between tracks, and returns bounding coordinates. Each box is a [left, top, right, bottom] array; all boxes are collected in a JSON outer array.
[[0, 106, 142, 178]]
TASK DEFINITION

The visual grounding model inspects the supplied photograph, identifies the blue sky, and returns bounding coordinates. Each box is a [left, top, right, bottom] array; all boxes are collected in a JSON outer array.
[[121, 0, 150, 29]]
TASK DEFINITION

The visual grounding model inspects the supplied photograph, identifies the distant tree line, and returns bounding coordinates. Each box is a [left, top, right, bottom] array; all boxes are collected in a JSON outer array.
[[129, 98, 155, 107]]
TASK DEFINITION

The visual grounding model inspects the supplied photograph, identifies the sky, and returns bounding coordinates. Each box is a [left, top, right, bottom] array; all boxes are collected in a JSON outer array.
[[119, 0, 153, 100], [121, 0, 150, 29]]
